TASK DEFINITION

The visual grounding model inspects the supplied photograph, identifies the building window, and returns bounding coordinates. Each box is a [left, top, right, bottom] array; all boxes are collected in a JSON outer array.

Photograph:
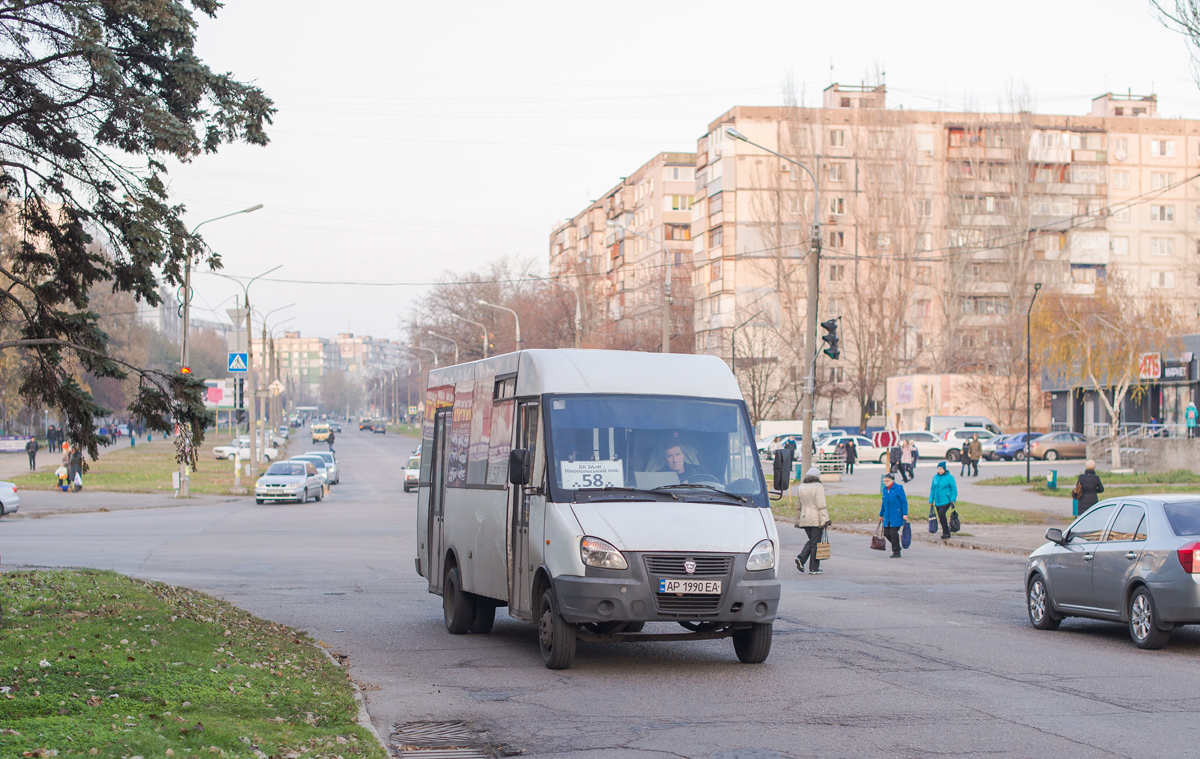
[[710, 260, 722, 281], [674, 251, 683, 267], [710, 225, 723, 248], [1113, 170, 1129, 189], [1151, 172, 1176, 190], [917, 232, 932, 251], [829, 129, 845, 148], [1151, 271, 1175, 288], [669, 195, 693, 211], [916, 299, 931, 317], [1072, 164, 1103, 183], [830, 197, 845, 215], [828, 264, 845, 282], [1112, 207, 1130, 223], [1150, 237, 1175, 256], [917, 198, 933, 217], [828, 163, 845, 182], [1111, 236, 1129, 255], [828, 367, 844, 383], [666, 223, 690, 241], [1151, 205, 1175, 222], [916, 166, 932, 184], [709, 192, 723, 215], [876, 233, 891, 250], [916, 133, 934, 153], [1151, 139, 1176, 157], [828, 230, 844, 248]]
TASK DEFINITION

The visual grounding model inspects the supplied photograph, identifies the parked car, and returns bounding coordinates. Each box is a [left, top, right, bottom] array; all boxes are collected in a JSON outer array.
[[404, 455, 420, 492], [816, 434, 887, 464], [0, 481, 19, 516], [303, 450, 339, 484], [1026, 495, 1200, 649], [898, 430, 960, 460], [1028, 431, 1087, 461], [991, 432, 1041, 461], [925, 415, 1002, 435], [212, 437, 278, 462], [254, 460, 324, 505], [939, 427, 999, 459], [289, 455, 330, 487]]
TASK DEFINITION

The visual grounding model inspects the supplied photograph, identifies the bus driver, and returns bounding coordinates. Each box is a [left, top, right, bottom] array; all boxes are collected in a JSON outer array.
[[664, 442, 702, 482]]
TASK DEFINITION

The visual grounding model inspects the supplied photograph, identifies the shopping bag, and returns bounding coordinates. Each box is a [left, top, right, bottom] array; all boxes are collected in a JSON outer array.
[[928, 505, 938, 534], [870, 521, 886, 551], [949, 509, 961, 533], [815, 528, 831, 560], [901, 521, 912, 549]]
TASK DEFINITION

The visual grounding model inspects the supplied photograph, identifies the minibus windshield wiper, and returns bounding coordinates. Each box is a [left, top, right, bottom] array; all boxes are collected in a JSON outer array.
[[652, 483, 749, 504], [572, 486, 678, 503]]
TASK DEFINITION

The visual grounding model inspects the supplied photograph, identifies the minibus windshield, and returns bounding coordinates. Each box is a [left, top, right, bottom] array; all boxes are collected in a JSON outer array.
[[545, 394, 766, 507]]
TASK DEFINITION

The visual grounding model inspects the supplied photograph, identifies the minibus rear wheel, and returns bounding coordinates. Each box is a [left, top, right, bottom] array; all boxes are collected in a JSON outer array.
[[538, 588, 577, 669], [470, 599, 496, 634], [732, 622, 773, 664], [443, 566, 476, 635]]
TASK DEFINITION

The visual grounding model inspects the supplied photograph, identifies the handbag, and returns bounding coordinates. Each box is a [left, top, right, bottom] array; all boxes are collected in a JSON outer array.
[[870, 521, 886, 551], [901, 521, 912, 549], [949, 508, 961, 533], [928, 505, 938, 534], [815, 527, 831, 560], [1071, 479, 1083, 500]]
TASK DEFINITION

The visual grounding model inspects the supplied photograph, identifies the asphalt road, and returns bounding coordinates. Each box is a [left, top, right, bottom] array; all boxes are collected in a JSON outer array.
[[4, 430, 1200, 758]]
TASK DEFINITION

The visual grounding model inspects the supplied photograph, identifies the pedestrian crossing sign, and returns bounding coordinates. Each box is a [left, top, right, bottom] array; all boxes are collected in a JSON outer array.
[[227, 352, 248, 373]]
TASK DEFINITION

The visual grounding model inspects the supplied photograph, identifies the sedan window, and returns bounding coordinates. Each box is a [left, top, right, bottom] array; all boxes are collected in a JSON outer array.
[[1104, 504, 1147, 542], [1066, 504, 1116, 543], [1164, 500, 1200, 536]]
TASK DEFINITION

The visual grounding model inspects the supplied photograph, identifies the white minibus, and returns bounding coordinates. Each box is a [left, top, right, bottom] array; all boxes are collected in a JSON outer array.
[[414, 350, 785, 669]]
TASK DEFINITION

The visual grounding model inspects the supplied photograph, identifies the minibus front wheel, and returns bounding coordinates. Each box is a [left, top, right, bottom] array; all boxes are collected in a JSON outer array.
[[538, 588, 577, 670], [732, 622, 773, 664]]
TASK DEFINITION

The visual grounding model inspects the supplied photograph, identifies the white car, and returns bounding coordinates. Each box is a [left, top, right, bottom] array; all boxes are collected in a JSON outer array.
[[898, 431, 961, 460], [0, 480, 19, 516], [404, 455, 420, 493], [816, 434, 888, 464], [212, 438, 278, 462], [303, 450, 339, 484], [940, 427, 999, 460]]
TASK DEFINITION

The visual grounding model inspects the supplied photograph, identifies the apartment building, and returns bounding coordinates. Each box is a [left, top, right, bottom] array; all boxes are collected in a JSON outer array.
[[685, 85, 1200, 425], [550, 152, 697, 352]]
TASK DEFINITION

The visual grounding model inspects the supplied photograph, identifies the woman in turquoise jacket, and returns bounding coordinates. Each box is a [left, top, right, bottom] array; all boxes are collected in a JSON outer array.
[[928, 461, 958, 540], [878, 473, 909, 557]]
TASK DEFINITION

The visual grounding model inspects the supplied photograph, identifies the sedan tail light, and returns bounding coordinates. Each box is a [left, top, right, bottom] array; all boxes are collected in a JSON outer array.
[[1177, 542, 1200, 573]]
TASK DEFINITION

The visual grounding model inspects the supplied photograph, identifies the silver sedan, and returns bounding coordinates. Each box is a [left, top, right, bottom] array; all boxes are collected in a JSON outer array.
[[255, 461, 324, 504], [1026, 494, 1200, 648]]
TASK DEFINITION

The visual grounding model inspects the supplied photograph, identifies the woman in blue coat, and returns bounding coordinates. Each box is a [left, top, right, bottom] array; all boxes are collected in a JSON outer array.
[[878, 473, 909, 558], [928, 462, 958, 540]]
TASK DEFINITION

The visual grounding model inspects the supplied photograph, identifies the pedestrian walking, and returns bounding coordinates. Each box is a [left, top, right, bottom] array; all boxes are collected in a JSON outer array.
[[844, 438, 857, 475], [795, 467, 831, 574], [1074, 460, 1105, 513], [959, 441, 970, 476], [25, 437, 38, 470], [900, 440, 915, 483], [928, 462, 958, 540], [967, 434, 983, 477], [327, 429, 336, 452], [60, 441, 70, 474], [878, 473, 909, 558], [1187, 402, 1198, 439]]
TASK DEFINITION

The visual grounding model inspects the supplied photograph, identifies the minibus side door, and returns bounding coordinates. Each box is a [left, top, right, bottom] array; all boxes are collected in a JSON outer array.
[[510, 400, 541, 620], [428, 407, 451, 593]]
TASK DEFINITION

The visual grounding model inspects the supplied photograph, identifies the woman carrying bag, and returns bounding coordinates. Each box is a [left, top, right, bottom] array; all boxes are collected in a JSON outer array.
[[878, 473, 909, 558], [795, 466, 831, 574], [928, 461, 958, 540], [1074, 460, 1105, 513]]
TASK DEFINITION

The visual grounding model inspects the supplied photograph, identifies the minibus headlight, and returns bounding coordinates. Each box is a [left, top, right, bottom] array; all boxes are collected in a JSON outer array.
[[580, 536, 628, 570], [746, 539, 775, 572]]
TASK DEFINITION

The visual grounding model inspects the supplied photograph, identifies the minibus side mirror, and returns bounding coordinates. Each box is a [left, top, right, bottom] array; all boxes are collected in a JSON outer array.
[[509, 448, 531, 486], [772, 448, 793, 494]]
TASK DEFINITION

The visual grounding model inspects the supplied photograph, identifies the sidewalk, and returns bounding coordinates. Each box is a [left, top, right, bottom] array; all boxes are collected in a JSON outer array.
[[776, 511, 1055, 556]]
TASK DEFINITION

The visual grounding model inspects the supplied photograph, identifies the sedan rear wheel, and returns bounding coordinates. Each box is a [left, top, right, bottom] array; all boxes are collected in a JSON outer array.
[[1015, 450, 1026, 461], [1043, 449, 1059, 461], [1129, 586, 1171, 649]]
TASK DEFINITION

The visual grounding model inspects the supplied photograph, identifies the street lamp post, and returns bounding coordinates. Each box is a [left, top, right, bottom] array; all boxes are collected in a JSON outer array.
[[256, 306, 295, 460], [177, 203, 262, 498], [451, 312, 489, 358], [404, 344, 439, 367], [477, 300, 522, 351], [534, 276, 583, 349], [427, 331, 460, 364], [1026, 282, 1043, 484], [726, 127, 822, 473], [606, 221, 671, 353], [206, 265, 282, 484]]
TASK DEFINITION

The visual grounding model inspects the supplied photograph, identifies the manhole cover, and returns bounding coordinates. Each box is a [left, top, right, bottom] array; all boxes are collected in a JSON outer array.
[[390, 721, 496, 758]]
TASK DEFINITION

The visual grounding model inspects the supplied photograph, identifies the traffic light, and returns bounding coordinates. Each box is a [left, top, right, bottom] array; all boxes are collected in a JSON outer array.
[[234, 409, 247, 425], [821, 318, 840, 360]]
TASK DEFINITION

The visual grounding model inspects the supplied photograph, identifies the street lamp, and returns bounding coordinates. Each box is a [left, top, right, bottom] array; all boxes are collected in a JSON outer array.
[[257, 308, 295, 451], [450, 312, 489, 358], [205, 264, 282, 484], [725, 127, 822, 473], [1026, 282, 1043, 484], [533, 275, 583, 349], [427, 331, 460, 364], [606, 220, 671, 353], [403, 343, 439, 366], [477, 300, 522, 351]]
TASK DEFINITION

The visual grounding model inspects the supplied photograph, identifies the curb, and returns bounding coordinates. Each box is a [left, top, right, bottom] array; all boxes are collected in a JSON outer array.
[[316, 644, 386, 753]]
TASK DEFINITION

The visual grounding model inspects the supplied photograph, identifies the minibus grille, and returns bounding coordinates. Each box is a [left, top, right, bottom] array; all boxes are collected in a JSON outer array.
[[643, 555, 732, 577], [653, 594, 724, 615]]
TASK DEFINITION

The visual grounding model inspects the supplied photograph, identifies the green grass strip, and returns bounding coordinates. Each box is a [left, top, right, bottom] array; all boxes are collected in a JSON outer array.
[[976, 469, 1200, 487], [0, 570, 384, 759], [771, 494, 1061, 525]]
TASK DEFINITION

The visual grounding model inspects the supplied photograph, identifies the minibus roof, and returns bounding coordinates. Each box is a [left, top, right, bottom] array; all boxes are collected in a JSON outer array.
[[426, 349, 743, 400]]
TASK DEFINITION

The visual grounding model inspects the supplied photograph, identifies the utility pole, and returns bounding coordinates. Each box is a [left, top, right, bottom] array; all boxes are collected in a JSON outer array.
[[245, 296, 258, 479], [726, 128, 821, 472]]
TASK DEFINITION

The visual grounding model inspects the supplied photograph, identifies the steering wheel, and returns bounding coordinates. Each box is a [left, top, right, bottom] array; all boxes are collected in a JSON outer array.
[[681, 473, 721, 485]]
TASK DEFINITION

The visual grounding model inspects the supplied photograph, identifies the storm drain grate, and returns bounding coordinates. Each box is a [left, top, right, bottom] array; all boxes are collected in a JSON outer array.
[[390, 721, 496, 758]]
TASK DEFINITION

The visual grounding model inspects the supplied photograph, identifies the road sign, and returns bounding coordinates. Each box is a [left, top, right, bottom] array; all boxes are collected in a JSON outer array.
[[408, 405, 418, 416], [228, 352, 248, 373], [269, 379, 284, 397]]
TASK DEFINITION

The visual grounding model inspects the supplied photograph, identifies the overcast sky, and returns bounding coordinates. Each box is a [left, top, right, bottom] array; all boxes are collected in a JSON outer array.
[[168, 0, 1200, 342]]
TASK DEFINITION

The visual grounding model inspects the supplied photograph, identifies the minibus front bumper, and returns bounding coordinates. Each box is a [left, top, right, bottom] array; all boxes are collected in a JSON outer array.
[[553, 551, 780, 625]]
